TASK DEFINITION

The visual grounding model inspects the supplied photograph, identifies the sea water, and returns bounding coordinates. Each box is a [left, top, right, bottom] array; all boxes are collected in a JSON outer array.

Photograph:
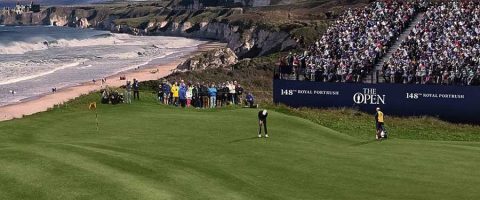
[[0, 26, 205, 106]]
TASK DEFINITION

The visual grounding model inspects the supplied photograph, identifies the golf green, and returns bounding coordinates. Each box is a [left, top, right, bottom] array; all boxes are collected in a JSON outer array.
[[1, 95, 479, 200]]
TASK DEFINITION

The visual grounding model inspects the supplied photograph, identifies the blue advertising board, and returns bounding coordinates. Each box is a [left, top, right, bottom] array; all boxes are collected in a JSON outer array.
[[274, 79, 480, 123]]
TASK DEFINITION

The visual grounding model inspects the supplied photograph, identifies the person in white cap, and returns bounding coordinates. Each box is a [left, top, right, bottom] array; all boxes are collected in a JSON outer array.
[[258, 109, 269, 138], [375, 107, 385, 140]]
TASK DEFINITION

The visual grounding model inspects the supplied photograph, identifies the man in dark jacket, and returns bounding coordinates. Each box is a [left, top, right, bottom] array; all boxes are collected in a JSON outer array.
[[221, 85, 229, 107], [158, 83, 164, 102], [192, 84, 200, 108], [133, 79, 140, 100], [258, 109, 268, 138], [235, 84, 244, 105], [200, 84, 209, 108]]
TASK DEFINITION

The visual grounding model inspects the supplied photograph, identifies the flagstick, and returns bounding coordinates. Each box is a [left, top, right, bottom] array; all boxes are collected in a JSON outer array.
[[89, 102, 99, 133], [95, 110, 99, 133]]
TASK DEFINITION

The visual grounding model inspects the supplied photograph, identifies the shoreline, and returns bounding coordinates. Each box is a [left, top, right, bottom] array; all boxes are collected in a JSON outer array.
[[0, 41, 226, 122]]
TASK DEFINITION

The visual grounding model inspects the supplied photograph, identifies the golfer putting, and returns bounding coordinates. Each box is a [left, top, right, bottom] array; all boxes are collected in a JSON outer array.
[[258, 109, 268, 138]]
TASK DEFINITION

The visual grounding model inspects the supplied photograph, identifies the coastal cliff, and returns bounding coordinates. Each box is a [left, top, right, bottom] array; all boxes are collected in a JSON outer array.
[[0, 6, 303, 58], [176, 47, 238, 72]]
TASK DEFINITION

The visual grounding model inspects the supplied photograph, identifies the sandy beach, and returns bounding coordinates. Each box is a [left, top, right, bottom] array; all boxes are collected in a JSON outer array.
[[0, 42, 225, 122]]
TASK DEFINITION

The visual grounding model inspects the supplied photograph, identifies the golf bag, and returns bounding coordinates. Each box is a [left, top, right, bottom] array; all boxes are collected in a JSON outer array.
[[380, 128, 388, 139]]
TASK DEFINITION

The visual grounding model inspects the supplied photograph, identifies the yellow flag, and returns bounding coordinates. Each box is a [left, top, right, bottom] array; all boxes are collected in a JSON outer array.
[[89, 102, 97, 110]]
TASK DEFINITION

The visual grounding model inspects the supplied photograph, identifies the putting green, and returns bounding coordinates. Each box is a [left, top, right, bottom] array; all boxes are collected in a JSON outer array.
[[0, 95, 479, 200]]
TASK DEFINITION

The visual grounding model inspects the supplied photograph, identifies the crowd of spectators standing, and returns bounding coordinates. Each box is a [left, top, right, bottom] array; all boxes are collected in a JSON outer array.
[[156, 80, 257, 108], [100, 79, 257, 108], [382, 1, 480, 86], [277, 0, 420, 83]]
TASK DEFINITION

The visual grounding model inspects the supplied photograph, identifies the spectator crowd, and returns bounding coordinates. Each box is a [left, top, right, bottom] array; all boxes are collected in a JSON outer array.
[[382, 1, 480, 86], [278, 0, 419, 83], [156, 80, 257, 108], [101, 79, 258, 108]]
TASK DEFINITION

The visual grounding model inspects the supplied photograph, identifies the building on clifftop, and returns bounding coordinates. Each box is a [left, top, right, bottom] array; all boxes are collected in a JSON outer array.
[[14, 1, 40, 14]]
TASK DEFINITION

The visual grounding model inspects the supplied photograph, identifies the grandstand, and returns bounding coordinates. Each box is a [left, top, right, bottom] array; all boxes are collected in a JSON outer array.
[[382, 1, 480, 86], [276, 0, 480, 86], [273, 0, 480, 123]]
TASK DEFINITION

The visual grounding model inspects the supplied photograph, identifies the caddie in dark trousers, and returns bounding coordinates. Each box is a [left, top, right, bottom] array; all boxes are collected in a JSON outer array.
[[258, 109, 268, 138], [375, 107, 385, 140]]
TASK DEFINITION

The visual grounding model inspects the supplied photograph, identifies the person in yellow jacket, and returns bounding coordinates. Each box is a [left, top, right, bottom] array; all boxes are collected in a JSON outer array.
[[171, 82, 179, 106], [375, 107, 385, 140]]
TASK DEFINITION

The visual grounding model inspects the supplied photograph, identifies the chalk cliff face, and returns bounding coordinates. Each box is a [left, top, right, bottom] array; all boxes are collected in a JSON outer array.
[[0, 6, 298, 58], [177, 48, 238, 71], [136, 21, 296, 58]]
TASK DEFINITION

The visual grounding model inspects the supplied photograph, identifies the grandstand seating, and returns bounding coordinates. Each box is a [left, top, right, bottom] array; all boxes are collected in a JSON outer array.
[[277, 1, 480, 86], [382, 1, 480, 86]]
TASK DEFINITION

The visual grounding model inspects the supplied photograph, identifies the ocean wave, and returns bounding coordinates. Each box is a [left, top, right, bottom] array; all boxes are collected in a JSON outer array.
[[0, 34, 119, 55], [101, 52, 140, 59], [91, 33, 114, 38], [0, 61, 83, 86], [0, 42, 48, 54], [78, 64, 94, 69], [0, 30, 16, 34], [115, 51, 177, 74]]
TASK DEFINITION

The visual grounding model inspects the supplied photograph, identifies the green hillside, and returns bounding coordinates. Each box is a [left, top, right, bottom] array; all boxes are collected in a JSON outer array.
[[0, 93, 479, 199]]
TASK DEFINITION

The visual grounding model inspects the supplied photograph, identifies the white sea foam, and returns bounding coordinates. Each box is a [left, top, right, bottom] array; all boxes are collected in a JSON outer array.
[[0, 26, 205, 106], [78, 64, 94, 69], [0, 42, 48, 54], [101, 52, 139, 59], [0, 61, 83, 86], [115, 51, 177, 74], [0, 35, 119, 55]]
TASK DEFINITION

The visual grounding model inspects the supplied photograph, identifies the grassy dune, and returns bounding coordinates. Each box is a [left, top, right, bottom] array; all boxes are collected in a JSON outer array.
[[272, 105, 480, 142], [0, 93, 479, 200]]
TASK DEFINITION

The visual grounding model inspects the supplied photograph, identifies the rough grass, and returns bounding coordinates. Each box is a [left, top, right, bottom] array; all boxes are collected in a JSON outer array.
[[114, 15, 153, 28], [270, 104, 480, 141], [1, 92, 480, 199], [290, 24, 328, 45]]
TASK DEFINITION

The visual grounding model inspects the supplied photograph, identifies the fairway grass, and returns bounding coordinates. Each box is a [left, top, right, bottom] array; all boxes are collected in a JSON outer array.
[[1, 94, 479, 200]]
